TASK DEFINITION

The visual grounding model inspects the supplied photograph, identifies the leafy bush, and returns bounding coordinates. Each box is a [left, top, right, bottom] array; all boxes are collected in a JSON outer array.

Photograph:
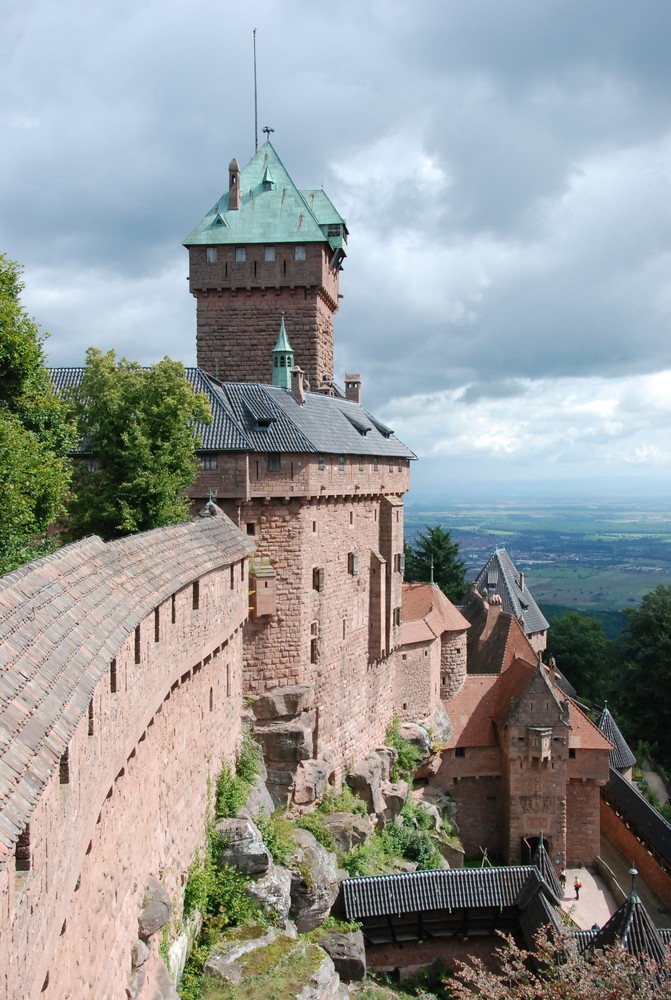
[[295, 812, 336, 852], [317, 785, 367, 816], [215, 731, 263, 819], [257, 811, 295, 867], [385, 716, 423, 781], [400, 797, 435, 830]]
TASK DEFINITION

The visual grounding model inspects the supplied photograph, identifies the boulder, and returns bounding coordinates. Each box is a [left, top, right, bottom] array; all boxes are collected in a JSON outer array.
[[255, 714, 315, 762], [293, 758, 330, 805], [240, 769, 275, 822], [138, 876, 171, 940], [252, 684, 315, 721], [131, 939, 149, 969], [245, 862, 293, 923], [204, 932, 346, 999], [204, 925, 280, 984], [345, 755, 384, 814], [415, 753, 442, 780], [379, 780, 409, 824], [419, 701, 453, 742], [214, 817, 271, 875], [318, 929, 367, 982], [397, 721, 432, 759], [289, 828, 340, 932], [375, 746, 398, 783], [320, 812, 374, 853]]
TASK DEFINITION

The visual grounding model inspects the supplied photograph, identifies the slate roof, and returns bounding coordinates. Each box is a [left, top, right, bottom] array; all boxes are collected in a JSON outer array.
[[399, 583, 470, 646], [343, 866, 538, 920], [597, 705, 636, 770], [183, 141, 347, 253], [603, 767, 671, 870], [473, 549, 549, 636], [0, 515, 254, 872], [49, 369, 416, 461], [529, 838, 564, 903], [583, 884, 667, 962]]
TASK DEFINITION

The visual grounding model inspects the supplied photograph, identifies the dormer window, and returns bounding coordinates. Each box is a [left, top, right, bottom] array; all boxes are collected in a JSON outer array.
[[265, 246, 276, 262]]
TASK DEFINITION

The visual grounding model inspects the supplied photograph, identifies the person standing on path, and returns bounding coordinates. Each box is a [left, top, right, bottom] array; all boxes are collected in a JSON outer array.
[[559, 869, 567, 894], [574, 876, 582, 900]]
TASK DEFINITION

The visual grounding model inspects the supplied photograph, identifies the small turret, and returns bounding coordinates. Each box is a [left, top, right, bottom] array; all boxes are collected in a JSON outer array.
[[271, 314, 294, 389], [345, 373, 362, 404]]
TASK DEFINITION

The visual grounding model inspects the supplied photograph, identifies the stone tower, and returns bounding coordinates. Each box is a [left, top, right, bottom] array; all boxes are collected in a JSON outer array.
[[184, 141, 347, 385]]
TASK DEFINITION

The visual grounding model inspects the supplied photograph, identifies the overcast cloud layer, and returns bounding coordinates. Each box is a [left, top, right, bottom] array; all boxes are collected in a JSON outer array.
[[3, 0, 671, 497]]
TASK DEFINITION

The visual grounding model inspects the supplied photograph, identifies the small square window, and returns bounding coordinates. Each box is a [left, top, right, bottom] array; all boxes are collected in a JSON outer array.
[[235, 247, 246, 262], [295, 245, 306, 260], [267, 454, 281, 472], [200, 454, 218, 470], [206, 247, 218, 263], [455, 747, 466, 758], [246, 522, 256, 535], [264, 246, 276, 262]]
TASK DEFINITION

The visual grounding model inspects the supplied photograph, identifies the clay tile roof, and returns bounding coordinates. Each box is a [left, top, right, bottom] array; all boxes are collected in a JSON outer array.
[[399, 583, 469, 647], [472, 548, 549, 636], [443, 658, 536, 748], [567, 700, 613, 751], [0, 515, 254, 872], [597, 705, 636, 769]]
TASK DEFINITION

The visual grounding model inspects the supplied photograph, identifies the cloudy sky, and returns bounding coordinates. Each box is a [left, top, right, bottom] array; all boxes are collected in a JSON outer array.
[[3, 0, 671, 499]]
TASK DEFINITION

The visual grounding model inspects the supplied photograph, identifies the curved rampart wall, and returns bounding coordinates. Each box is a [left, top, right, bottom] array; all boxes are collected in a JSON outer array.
[[0, 516, 253, 1000]]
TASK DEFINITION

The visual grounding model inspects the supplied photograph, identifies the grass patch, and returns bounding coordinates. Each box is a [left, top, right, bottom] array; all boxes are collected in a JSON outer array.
[[295, 811, 336, 852]]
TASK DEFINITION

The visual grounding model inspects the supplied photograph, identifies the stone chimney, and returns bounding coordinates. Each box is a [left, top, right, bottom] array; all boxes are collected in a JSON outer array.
[[291, 367, 306, 405], [345, 373, 361, 404], [228, 158, 240, 211]]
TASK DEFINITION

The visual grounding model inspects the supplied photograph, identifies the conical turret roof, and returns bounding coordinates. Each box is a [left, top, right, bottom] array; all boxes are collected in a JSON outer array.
[[597, 704, 636, 770]]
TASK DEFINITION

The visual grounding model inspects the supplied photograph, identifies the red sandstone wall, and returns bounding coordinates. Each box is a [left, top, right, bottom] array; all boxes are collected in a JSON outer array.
[[394, 640, 440, 720], [189, 242, 339, 384], [189, 452, 411, 507], [600, 800, 671, 906], [566, 779, 601, 865], [229, 490, 406, 772], [0, 564, 249, 1000], [434, 748, 504, 859]]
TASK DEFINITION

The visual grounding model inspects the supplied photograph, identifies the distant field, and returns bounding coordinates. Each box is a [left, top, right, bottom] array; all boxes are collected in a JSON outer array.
[[405, 496, 671, 622]]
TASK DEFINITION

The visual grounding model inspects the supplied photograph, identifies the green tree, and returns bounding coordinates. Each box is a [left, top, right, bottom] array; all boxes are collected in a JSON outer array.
[[614, 584, 671, 769], [405, 525, 467, 603], [545, 610, 614, 703], [0, 254, 73, 573], [67, 348, 211, 540]]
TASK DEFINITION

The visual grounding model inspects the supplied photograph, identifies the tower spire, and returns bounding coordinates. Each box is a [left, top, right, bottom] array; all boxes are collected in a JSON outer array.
[[271, 313, 294, 388]]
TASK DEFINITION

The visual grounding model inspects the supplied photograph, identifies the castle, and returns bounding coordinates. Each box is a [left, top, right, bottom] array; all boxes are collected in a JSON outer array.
[[0, 140, 660, 998]]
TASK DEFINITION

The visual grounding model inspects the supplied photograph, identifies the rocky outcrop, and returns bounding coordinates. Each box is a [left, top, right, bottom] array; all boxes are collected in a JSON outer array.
[[126, 939, 149, 999], [245, 862, 293, 924], [214, 817, 271, 875], [317, 929, 367, 982], [379, 780, 409, 824], [293, 758, 331, 805], [138, 875, 172, 940], [167, 909, 203, 982], [320, 812, 374, 853], [149, 960, 180, 1000], [203, 927, 346, 998], [397, 721, 432, 758], [251, 684, 315, 721], [346, 755, 385, 813], [289, 828, 340, 932], [240, 766, 275, 822]]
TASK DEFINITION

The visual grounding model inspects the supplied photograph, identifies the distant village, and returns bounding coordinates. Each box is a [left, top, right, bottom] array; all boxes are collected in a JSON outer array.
[[1, 141, 670, 999]]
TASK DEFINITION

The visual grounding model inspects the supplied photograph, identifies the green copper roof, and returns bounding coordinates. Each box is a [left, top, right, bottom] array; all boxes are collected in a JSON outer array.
[[272, 314, 294, 389], [184, 141, 347, 252]]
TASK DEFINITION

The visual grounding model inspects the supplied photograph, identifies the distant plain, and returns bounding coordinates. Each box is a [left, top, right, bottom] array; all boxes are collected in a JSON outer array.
[[405, 496, 671, 635]]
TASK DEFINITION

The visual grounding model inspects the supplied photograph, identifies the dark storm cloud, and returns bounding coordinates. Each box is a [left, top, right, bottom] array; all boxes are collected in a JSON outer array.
[[2, 0, 671, 487]]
